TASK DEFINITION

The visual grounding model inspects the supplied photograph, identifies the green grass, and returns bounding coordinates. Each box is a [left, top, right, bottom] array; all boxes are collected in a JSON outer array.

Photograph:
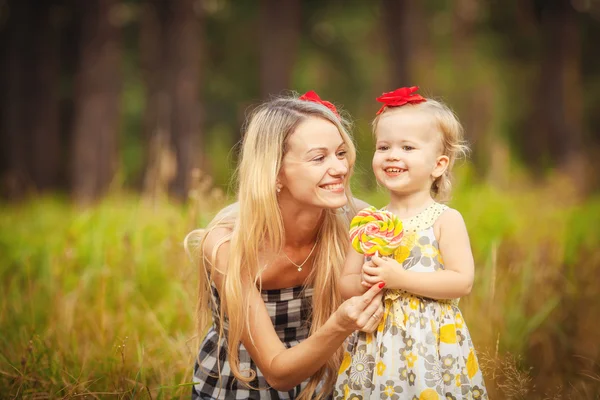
[[1, 172, 600, 398]]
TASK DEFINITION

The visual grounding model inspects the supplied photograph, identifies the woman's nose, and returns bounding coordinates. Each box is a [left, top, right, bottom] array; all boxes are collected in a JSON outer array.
[[329, 157, 348, 176]]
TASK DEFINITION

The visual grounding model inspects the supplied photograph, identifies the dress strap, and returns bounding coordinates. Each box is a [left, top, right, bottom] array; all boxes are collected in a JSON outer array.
[[400, 202, 449, 233]]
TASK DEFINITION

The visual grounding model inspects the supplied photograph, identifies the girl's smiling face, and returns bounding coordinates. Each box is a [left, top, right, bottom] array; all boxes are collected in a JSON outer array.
[[372, 108, 448, 196]]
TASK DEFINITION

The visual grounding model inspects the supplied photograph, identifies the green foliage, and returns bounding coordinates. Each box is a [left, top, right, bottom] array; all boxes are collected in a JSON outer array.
[[0, 196, 197, 397], [1, 174, 600, 397]]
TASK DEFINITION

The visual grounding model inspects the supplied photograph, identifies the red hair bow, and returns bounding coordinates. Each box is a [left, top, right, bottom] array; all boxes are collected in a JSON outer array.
[[376, 86, 426, 115], [299, 90, 340, 118]]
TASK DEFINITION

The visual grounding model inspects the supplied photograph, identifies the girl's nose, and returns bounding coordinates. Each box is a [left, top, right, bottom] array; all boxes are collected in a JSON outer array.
[[386, 148, 401, 161]]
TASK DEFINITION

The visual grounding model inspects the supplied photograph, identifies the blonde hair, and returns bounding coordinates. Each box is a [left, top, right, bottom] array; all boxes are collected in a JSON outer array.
[[372, 99, 469, 201], [185, 94, 356, 399]]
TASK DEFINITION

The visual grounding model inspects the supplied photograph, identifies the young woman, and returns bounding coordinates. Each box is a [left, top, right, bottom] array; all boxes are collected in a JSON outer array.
[[185, 92, 386, 399]]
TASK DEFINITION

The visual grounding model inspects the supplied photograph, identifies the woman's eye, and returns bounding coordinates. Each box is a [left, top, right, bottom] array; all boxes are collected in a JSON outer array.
[[337, 150, 347, 158], [312, 156, 325, 162]]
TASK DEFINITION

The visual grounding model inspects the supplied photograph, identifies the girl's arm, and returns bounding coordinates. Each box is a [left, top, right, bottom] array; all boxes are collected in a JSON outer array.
[[362, 208, 474, 299], [339, 245, 368, 299], [204, 229, 386, 392]]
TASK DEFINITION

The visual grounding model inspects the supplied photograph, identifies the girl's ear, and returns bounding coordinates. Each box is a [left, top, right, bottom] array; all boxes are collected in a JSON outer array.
[[432, 155, 449, 179]]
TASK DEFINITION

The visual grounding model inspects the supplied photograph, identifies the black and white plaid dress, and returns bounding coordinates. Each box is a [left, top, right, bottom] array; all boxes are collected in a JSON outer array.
[[192, 284, 316, 399]]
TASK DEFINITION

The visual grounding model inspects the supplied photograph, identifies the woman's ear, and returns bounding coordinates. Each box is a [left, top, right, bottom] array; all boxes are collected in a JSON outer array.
[[432, 155, 449, 179]]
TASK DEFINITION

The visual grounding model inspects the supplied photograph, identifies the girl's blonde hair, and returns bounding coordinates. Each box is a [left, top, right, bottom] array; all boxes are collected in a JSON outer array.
[[185, 94, 356, 399], [372, 99, 469, 201]]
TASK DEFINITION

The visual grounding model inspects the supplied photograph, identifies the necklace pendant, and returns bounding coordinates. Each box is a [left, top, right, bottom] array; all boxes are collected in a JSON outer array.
[[297, 266, 302, 272]]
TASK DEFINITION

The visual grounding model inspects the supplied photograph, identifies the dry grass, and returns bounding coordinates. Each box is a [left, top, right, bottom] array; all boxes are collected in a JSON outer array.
[[1, 168, 600, 398]]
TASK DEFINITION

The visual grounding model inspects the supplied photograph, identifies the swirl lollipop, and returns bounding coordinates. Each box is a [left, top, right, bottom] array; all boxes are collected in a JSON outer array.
[[349, 207, 404, 257]]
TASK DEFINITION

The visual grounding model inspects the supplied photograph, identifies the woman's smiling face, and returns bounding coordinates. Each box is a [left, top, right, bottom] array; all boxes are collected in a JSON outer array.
[[278, 116, 350, 209]]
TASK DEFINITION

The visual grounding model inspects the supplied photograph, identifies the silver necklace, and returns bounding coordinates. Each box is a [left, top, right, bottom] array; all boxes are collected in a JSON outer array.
[[282, 240, 318, 272]]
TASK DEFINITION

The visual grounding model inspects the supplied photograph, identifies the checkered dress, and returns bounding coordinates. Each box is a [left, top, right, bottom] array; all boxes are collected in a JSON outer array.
[[192, 284, 316, 399]]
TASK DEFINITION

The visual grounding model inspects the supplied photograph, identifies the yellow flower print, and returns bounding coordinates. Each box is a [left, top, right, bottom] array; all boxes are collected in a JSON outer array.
[[376, 360, 386, 376], [394, 245, 411, 264], [455, 312, 464, 329], [405, 352, 418, 368], [467, 349, 479, 378], [395, 232, 417, 263], [440, 324, 457, 344], [419, 388, 440, 400], [409, 297, 419, 310], [366, 332, 373, 345], [455, 373, 461, 387], [339, 352, 351, 373], [419, 244, 438, 258], [437, 252, 444, 265], [384, 384, 395, 396], [344, 384, 349, 399]]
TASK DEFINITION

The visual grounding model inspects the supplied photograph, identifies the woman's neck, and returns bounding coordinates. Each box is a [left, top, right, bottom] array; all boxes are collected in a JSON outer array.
[[279, 200, 324, 247], [387, 190, 434, 219]]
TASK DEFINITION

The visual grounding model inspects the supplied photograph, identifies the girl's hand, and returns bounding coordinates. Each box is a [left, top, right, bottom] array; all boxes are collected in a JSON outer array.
[[334, 281, 386, 332], [360, 257, 374, 288], [362, 254, 404, 289]]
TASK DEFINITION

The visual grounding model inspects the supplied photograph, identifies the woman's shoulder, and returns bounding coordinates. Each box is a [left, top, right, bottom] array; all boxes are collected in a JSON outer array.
[[352, 197, 371, 210], [345, 197, 371, 219], [202, 203, 238, 267]]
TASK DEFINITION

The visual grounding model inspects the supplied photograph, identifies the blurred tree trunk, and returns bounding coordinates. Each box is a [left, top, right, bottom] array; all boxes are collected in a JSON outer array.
[[259, 0, 300, 98], [71, 0, 122, 203], [166, 0, 202, 199], [535, 0, 584, 185], [140, 0, 202, 201], [140, 0, 167, 199], [1, 0, 30, 198], [451, 0, 492, 172], [381, 0, 414, 87], [27, 0, 62, 191]]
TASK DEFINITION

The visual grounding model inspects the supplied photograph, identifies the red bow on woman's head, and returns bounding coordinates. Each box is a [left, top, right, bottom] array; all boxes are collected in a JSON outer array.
[[376, 86, 426, 115], [299, 90, 340, 118]]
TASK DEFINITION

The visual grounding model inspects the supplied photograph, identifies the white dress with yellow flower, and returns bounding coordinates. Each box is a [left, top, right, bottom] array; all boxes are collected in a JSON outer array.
[[335, 203, 487, 400]]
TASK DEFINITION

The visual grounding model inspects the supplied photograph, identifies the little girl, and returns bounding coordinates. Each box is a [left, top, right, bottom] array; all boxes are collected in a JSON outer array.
[[334, 87, 487, 399]]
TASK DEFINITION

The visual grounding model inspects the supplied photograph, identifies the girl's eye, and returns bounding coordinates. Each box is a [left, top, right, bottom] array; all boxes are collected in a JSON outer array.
[[377, 145, 389, 151], [403, 145, 415, 151]]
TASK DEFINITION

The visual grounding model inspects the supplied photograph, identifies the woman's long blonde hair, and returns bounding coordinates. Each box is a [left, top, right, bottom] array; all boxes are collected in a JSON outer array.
[[185, 94, 357, 399], [373, 99, 469, 202]]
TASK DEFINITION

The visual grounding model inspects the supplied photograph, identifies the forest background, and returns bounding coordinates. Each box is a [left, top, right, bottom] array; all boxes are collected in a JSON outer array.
[[1, 0, 600, 398]]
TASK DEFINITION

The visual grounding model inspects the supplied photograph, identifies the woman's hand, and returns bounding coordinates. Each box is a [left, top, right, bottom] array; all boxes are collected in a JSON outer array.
[[359, 291, 384, 333], [334, 281, 386, 332]]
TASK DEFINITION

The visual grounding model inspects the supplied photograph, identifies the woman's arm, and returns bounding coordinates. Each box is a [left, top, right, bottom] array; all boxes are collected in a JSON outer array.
[[339, 245, 368, 299], [205, 229, 386, 392], [362, 209, 474, 299], [339, 197, 374, 298]]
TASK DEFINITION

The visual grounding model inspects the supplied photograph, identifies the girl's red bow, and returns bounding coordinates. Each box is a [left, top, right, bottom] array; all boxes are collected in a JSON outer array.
[[376, 86, 426, 115], [299, 90, 340, 118]]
